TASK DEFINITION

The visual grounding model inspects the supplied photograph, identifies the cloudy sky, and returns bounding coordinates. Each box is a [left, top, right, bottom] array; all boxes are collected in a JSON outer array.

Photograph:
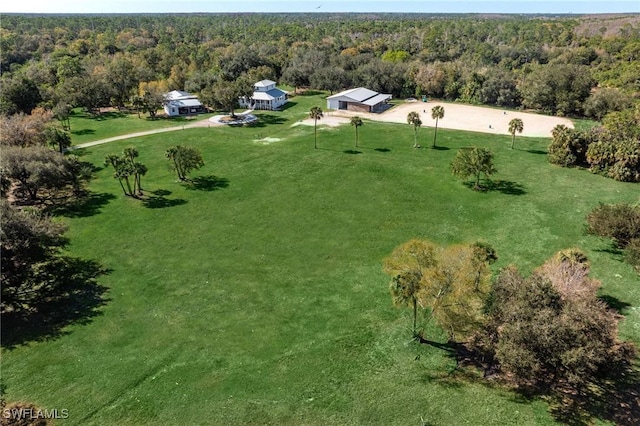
[[2, 0, 638, 14]]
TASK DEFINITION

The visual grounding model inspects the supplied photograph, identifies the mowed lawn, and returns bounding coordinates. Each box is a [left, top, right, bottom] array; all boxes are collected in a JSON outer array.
[[3, 97, 639, 425], [68, 109, 216, 145]]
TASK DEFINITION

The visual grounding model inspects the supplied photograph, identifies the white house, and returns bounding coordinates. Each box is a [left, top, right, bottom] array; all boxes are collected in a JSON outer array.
[[163, 90, 206, 117], [239, 80, 288, 111], [326, 88, 392, 113]]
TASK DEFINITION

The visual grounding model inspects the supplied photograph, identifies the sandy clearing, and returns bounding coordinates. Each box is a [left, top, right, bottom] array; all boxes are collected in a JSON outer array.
[[298, 102, 573, 138], [292, 117, 348, 127]]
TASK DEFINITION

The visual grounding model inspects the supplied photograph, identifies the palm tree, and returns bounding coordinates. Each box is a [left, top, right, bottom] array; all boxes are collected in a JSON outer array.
[[104, 154, 127, 195], [133, 162, 147, 196], [407, 111, 422, 148], [508, 118, 524, 149], [431, 105, 445, 148], [551, 124, 569, 141], [309, 106, 323, 149], [389, 271, 422, 337], [350, 116, 363, 148]]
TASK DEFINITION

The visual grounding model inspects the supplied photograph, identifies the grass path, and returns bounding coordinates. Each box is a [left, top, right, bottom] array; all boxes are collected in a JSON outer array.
[[70, 117, 220, 150]]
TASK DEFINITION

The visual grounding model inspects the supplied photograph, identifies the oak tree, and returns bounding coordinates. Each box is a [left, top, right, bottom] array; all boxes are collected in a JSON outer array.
[[450, 147, 497, 190]]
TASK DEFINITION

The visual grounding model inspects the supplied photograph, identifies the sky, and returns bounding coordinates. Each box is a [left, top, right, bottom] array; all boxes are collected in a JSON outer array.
[[1, 1, 639, 14]]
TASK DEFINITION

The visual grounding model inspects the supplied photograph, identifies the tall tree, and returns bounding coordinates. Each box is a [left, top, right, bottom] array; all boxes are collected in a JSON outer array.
[[450, 147, 497, 190], [166, 145, 205, 181], [350, 116, 363, 148], [384, 239, 493, 340], [309, 106, 323, 149], [1, 200, 66, 313], [44, 126, 72, 153], [123, 147, 145, 196], [383, 239, 437, 337], [407, 111, 422, 148], [420, 244, 492, 340], [1, 200, 105, 344], [204, 76, 253, 118], [0, 75, 42, 115], [1, 146, 83, 203], [52, 102, 72, 131], [508, 118, 524, 149], [138, 81, 168, 118], [431, 105, 445, 148], [104, 154, 133, 196], [131, 95, 145, 118], [104, 154, 127, 196]]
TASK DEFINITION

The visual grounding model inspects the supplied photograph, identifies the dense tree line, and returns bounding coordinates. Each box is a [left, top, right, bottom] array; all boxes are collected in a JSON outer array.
[[1, 13, 638, 120]]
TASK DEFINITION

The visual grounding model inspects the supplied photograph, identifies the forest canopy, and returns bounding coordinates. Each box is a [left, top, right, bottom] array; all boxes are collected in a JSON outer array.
[[1, 13, 638, 118]]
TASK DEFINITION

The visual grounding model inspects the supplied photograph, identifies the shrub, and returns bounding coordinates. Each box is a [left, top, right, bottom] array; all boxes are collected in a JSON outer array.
[[548, 125, 595, 167], [585, 107, 640, 182], [624, 238, 640, 272], [586, 203, 640, 248], [479, 254, 636, 390]]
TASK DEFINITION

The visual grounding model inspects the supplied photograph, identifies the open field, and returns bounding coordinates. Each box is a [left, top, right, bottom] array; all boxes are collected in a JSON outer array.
[[3, 94, 639, 425]]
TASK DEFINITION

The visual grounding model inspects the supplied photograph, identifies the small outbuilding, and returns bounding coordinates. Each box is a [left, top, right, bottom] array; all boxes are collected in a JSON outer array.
[[239, 80, 288, 111], [164, 90, 206, 117], [326, 88, 392, 113]]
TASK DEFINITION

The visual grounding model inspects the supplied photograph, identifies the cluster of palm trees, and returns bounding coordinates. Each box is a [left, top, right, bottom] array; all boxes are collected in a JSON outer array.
[[406, 105, 445, 149], [308, 104, 524, 150], [104, 147, 147, 197], [308, 106, 364, 149]]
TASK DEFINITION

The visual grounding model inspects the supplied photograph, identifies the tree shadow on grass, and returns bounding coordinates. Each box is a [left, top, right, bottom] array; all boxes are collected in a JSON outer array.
[[251, 115, 288, 127], [547, 369, 640, 426], [594, 243, 624, 257], [526, 149, 548, 155], [277, 101, 297, 111], [431, 146, 450, 151], [90, 111, 127, 121], [374, 148, 391, 153], [598, 294, 632, 315], [418, 335, 640, 425], [48, 192, 116, 218], [416, 337, 497, 389], [183, 175, 229, 191], [343, 149, 362, 155], [1, 258, 110, 349], [141, 189, 187, 209], [71, 129, 96, 136], [464, 180, 527, 195], [487, 180, 527, 195]]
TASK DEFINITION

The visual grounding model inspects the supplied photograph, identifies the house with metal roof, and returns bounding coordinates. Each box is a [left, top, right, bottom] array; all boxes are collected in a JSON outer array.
[[239, 80, 288, 111], [326, 88, 392, 113], [163, 90, 206, 117]]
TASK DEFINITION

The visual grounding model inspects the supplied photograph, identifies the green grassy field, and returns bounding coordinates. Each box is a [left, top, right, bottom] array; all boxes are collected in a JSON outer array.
[[3, 95, 639, 425], [68, 109, 216, 145]]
